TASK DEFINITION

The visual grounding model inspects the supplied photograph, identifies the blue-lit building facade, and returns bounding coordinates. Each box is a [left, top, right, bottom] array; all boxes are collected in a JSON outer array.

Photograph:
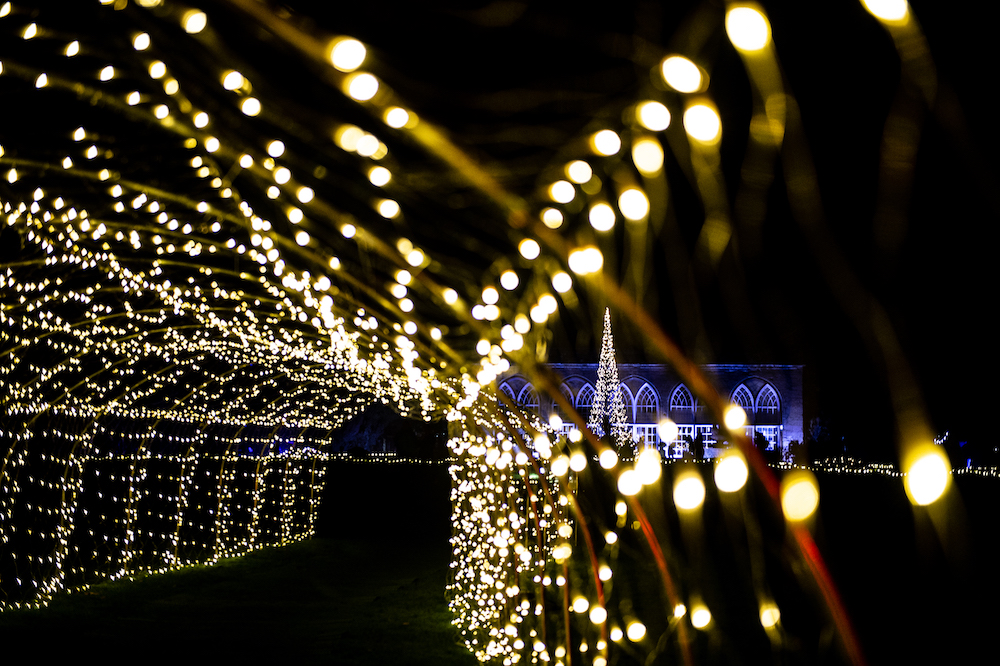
[[499, 364, 804, 458]]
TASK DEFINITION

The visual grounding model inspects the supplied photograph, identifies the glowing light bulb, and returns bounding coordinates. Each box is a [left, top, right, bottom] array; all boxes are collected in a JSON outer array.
[[781, 470, 819, 521], [518, 238, 540, 260], [183, 10, 207, 34], [632, 139, 664, 175], [714, 452, 748, 492], [241, 98, 261, 116], [330, 38, 366, 72], [657, 418, 678, 443], [661, 56, 702, 92], [684, 104, 722, 144], [589, 203, 616, 231], [637, 101, 671, 131], [862, 0, 909, 23], [724, 404, 747, 430], [566, 160, 593, 183], [347, 73, 379, 101], [551, 272, 572, 293], [674, 471, 705, 510], [904, 447, 950, 505], [618, 189, 650, 221], [592, 130, 621, 156], [726, 6, 771, 52], [691, 606, 712, 629], [549, 180, 575, 203]]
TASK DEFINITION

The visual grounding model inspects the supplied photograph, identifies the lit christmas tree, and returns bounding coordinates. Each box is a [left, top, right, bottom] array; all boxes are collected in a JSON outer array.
[[587, 308, 631, 452]]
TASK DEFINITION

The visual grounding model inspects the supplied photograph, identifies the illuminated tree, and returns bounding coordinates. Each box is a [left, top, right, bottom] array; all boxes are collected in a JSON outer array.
[[587, 308, 630, 452]]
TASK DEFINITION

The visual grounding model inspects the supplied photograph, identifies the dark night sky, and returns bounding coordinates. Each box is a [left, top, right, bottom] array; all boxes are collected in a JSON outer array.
[[290, 0, 995, 451]]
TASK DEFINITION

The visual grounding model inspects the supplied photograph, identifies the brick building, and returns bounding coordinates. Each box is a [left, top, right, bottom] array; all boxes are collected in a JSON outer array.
[[499, 364, 804, 458]]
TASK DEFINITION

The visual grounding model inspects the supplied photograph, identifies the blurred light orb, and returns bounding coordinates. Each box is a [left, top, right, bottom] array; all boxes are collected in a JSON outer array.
[[618, 469, 642, 496], [674, 472, 705, 510], [267, 140, 285, 157], [570, 452, 587, 472], [182, 10, 207, 34], [378, 199, 400, 218], [541, 207, 564, 229], [862, 0, 909, 22], [661, 56, 702, 93], [573, 597, 589, 613], [590, 606, 607, 624], [549, 180, 575, 203], [567, 160, 593, 183], [632, 139, 664, 175], [684, 104, 722, 143], [715, 452, 748, 492], [691, 606, 712, 629], [384, 107, 410, 128], [619, 188, 650, 220], [222, 70, 244, 90], [673, 604, 687, 619], [599, 449, 619, 469], [657, 418, 678, 443], [241, 98, 261, 116], [781, 471, 819, 521], [904, 448, 950, 505], [406, 249, 424, 266], [403, 321, 417, 335], [369, 166, 391, 186], [295, 230, 310, 246], [330, 38, 366, 72], [519, 238, 540, 260], [724, 404, 747, 430], [482, 286, 499, 304], [637, 101, 671, 131], [726, 7, 771, 52], [347, 73, 379, 101], [635, 448, 662, 485], [551, 455, 570, 477], [593, 130, 622, 156], [133, 33, 150, 51], [551, 271, 572, 293], [760, 604, 780, 628], [500, 270, 519, 290], [568, 246, 603, 275], [626, 621, 646, 641], [589, 203, 616, 231]]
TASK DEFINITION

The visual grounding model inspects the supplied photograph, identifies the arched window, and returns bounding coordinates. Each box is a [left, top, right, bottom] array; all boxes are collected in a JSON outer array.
[[617, 383, 634, 423], [517, 384, 539, 413], [634, 383, 659, 423], [575, 384, 595, 421], [670, 385, 693, 410], [756, 385, 779, 415], [552, 384, 573, 416], [498, 382, 515, 406], [731, 384, 754, 413]]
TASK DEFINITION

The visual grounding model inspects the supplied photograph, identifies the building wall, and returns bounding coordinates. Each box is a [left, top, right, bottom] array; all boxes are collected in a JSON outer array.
[[498, 364, 804, 457]]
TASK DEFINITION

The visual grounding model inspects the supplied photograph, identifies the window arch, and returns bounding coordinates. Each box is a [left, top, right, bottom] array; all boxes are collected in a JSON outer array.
[[552, 384, 573, 416], [669, 384, 695, 424], [498, 382, 515, 406], [575, 384, 595, 421], [517, 384, 539, 413], [634, 383, 659, 422], [756, 384, 779, 415], [731, 384, 754, 412]]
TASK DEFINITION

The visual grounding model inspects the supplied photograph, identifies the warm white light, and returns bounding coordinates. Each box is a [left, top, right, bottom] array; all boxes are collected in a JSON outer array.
[[760, 604, 780, 628], [904, 448, 950, 505], [661, 56, 702, 92], [385, 107, 410, 128], [726, 6, 771, 52], [500, 270, 519, 290], [599, 449, 618, 469], [635, 448, 661, 485], [862, 0, 909, 23], [618, 469, 641, 496], [378, 199, 400, 218], [241, 98, 261, 116], [637, 101, 671, 131], [632, 139, 664, 175], [781, 471, 820, 521], [618, 189, 650, 221], [133, 33, 150, 50], [724, 404, 747, 430], [541, 207, 563, 229], [183, 10, 207, 34], [715, 452, 749, 492], [691, 606, 712, 629], [330, 38, 366, 72], [549, 180, 575, 203], [673, 472, 705, 510], [593, 130, 622, 156], [567, 160, 593, 183], [684, 104, 722, 143], [347, 73, 379, 101], [551, 272, 572, 293], [657, 418, 678, 443], [518, 238, 540, 260], [626, 621, 646, 641], [589, 203, 616, 231], [568, 247, 603, 275], [369, 166, 391, 186]]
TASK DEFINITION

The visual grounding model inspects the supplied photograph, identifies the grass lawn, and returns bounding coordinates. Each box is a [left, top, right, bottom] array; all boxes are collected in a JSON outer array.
[[0, 462, 476, 665]]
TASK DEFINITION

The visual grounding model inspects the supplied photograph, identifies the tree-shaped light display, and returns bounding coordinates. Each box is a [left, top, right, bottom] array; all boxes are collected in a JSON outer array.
[[586, 308, 631, 453]]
